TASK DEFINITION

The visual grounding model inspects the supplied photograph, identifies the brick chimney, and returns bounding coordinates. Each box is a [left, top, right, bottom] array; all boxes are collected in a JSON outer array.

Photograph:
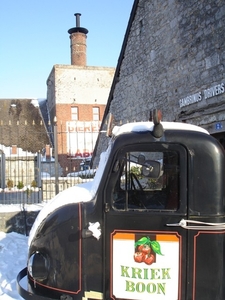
[[68, 13, 88, 66]]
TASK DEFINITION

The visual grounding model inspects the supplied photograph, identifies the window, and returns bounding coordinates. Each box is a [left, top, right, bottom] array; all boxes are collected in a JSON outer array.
[[71, 106, 78, 121], [112, 149, 180, 211], [93, 107, 100, 121]]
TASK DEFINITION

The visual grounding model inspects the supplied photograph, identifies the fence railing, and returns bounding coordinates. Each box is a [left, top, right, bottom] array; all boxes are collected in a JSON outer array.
[[0, 122, 97, 205]]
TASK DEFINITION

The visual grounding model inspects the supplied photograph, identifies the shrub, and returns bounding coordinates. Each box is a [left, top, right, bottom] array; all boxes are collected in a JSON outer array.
[[31, 180, 37, 188], [17, 181, 24, 190], [7, 179, 13, 190]]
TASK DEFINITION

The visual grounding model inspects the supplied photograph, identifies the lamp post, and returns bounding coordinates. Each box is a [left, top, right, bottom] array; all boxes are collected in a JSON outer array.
[[54, 116, 59, 195]]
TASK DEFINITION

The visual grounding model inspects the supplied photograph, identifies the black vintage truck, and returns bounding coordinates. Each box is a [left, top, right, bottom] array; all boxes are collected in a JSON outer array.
[[17, 111, 225, 300]]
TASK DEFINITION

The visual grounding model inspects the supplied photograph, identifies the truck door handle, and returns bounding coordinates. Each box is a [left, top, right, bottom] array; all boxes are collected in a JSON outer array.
[[82, 229, 93, 238], [166, 219, 225, 230]]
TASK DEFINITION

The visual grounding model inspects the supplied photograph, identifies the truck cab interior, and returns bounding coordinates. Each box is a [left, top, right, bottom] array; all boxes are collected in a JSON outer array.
[[112, 148, 180, 211]]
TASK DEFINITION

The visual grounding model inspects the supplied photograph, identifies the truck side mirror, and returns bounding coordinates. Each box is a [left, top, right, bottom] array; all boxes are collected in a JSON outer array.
[[142, 160, 161, 178]]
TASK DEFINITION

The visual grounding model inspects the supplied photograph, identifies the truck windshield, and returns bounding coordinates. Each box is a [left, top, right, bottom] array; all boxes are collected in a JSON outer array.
[[112, 150, 179, 210]]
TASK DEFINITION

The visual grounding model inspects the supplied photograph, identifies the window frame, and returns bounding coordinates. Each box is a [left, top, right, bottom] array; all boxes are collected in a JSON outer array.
[[93, 107, 100, 121], [110, 143, 187, 213], [71, 106, 78, 121]]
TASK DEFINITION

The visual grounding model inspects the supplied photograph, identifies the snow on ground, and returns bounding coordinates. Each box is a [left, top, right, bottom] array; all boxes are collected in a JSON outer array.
[[0, 203, 43, 300], [0, 231, 28, 300]]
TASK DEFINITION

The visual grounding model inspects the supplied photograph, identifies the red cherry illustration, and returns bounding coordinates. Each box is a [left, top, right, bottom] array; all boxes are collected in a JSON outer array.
[[144, 254, 155, 265], [134, 252, 143, 263], [141, 244, 151, 254]]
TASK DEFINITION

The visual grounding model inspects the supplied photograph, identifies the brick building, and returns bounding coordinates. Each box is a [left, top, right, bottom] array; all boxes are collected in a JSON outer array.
[[46, 14, 115, 174], [94, 0, 225, 165]]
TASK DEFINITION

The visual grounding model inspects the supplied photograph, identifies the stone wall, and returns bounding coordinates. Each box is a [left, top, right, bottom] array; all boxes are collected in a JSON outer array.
[[112, 0, 225, 124], [0, 211, 39, 235], [94, 0, 225, 163]]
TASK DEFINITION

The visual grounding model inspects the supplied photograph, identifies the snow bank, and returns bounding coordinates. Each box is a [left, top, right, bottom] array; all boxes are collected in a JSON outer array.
[[0, 232, 28, 300]]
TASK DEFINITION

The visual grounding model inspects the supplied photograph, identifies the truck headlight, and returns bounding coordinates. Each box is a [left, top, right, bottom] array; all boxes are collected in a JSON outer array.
[[28, 251, 49, 281]]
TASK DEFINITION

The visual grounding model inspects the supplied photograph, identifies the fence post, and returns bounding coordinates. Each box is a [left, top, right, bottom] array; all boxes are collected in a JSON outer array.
[[1, 152, 5, 188], [37, 152, 42, 188], [54, 117, 59, 195]]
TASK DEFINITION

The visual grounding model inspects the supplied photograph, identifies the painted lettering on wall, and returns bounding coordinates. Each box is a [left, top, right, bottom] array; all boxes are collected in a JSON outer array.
[[204, 83, 224, 100], [179, 82, 224, 108], [66, 121, 101, 158]]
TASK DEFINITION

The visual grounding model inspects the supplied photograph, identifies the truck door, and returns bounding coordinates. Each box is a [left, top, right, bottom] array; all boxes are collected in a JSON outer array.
[[103, 143, 188, 300]]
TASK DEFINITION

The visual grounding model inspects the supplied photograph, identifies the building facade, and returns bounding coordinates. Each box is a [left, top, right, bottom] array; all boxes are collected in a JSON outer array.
[[94, 0, 225, 165], [46, 14, 115, 174], [47, 64, 114, 157]]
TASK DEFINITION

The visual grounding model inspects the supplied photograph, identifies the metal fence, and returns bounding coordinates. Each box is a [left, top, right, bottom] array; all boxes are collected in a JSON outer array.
[[0, 122, 97, 205]]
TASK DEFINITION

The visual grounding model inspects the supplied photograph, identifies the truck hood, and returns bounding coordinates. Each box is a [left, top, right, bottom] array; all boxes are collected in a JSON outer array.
[[29, 146, 112, 246], [28, 182, 93, 246]]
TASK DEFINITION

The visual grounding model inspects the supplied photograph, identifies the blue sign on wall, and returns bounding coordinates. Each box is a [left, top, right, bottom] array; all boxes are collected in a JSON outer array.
[[215, 123, 223, 130]]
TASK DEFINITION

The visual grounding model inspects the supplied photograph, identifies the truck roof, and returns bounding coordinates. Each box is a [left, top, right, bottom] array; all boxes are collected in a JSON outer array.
[[112, 121, 209, 137]]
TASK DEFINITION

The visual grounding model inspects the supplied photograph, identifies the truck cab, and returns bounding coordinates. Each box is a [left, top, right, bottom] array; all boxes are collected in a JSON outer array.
[[17, 113, 225, 300]]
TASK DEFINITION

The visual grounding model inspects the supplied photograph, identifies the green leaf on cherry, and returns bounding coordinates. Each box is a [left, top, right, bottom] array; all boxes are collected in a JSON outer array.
[[150, 241, 163, 255], [135, 236, 150, 247]]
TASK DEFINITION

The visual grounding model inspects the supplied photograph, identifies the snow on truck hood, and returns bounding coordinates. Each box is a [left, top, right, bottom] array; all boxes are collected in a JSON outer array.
[[28, 183, 93, 245], [28, 145, 111, 246]]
